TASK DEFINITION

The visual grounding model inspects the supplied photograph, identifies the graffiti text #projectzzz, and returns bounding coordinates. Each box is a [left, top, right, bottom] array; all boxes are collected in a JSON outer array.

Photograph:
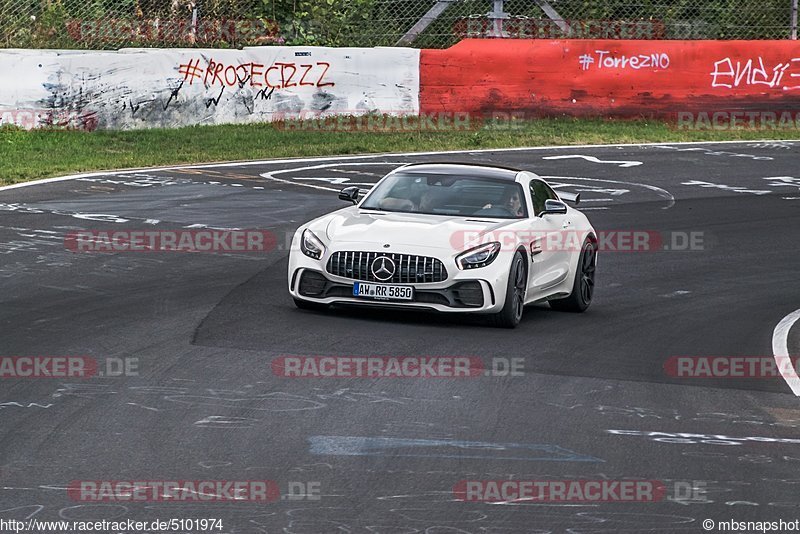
[[177, 58, 334, 89]]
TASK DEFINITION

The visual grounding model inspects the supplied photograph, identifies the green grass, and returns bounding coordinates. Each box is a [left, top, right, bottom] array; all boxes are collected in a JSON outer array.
[[2, 117, 798, 185]]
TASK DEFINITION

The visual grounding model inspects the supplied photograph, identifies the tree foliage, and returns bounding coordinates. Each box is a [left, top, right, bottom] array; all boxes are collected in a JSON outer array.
[[0, 0, 795, 49]]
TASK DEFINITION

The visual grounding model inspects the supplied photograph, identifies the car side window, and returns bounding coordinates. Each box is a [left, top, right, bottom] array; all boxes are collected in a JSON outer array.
[[542, 182, 560, 202], [529, 180, 550, 216]]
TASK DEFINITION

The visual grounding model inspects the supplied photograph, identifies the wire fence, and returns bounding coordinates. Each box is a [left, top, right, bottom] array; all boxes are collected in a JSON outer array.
[[1, 0, 798, 49]]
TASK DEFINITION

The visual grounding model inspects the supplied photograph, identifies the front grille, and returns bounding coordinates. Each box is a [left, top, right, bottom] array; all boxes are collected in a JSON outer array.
[[326, 251, 448, 283]]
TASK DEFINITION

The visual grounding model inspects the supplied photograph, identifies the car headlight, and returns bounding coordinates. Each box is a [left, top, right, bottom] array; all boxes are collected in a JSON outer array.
[[300, 229, 326, 259], [456, 242, 501, 270]]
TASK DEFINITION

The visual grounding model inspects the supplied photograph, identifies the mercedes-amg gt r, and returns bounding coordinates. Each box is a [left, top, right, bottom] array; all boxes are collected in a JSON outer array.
[[287, 163, 597, 328]]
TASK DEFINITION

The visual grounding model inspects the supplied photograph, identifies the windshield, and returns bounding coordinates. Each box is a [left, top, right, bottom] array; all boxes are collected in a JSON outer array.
[[359, 172, 528, 219]]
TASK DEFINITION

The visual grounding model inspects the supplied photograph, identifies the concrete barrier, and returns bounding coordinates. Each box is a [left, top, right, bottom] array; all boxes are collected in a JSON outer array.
[[0, 46, 420, 130], [420, 39, 800, 118], [3, 39, 799, 130]]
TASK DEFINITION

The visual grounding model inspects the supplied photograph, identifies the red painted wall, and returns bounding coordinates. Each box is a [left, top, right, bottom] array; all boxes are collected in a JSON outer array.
[[420, 40, 800, 117]]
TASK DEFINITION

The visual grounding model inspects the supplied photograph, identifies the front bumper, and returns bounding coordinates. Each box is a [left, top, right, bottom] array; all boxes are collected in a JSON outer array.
[[290, 268, 502, 313], [287, 235, 515, 314]]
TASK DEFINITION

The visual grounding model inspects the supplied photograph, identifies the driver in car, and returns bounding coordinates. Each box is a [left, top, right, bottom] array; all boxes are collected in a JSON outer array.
[[482, 189, 523, 217], [417, 188, 439, 213]]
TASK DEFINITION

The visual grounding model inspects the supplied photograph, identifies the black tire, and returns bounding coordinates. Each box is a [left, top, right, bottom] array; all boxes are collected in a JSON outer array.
[[549, 238, 596, 313], [490, 251, 527, 328], [293, 297, 327, 311]]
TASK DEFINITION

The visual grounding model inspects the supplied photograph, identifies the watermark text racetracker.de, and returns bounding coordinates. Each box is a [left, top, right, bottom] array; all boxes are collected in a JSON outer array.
[[65, 18, 281, 45], [0, 356, 138, 378], [272, 356, 524, 378], [450, 230, 707, 253], [273, 111, 581, 133], [0, 108, 98, 131], [665, 356, 800, 379], [675, 110, 800, 131], [453, 479, 709, 503], [65, 229, 277, 253], [67, 480, 321, 502]]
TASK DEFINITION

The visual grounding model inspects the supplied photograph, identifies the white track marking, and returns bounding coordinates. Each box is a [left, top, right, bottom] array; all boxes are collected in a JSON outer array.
[[2, 139, 798, 193], [260, 162, 410, 192], [268, 162, 405, 174], [542, 155, 643, 168], [258, 174, 338, 192], [540, 175, 675, 209], [773, 309, 800, 396], [294, 177, 352, 185]]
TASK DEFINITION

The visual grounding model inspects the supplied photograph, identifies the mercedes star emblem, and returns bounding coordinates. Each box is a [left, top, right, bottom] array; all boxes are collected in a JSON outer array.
[[371, 256, 396, 281]]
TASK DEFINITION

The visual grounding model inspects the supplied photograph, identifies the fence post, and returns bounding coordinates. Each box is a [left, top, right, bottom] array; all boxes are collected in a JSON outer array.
[[191, 4, 198, 43], [792, 0, 798, 39], [532, 0, 569, 34], [396, 0, 455, 46], [490, 0, 507, 37]]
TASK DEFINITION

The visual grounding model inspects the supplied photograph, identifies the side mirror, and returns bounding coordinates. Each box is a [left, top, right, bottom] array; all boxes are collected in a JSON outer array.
[[541, 199, 568, 216], [558, 192, 581, 205], [338, 186, 360, 204]]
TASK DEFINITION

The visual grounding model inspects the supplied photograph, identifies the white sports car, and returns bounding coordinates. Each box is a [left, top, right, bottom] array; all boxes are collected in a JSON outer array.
[[287, 163, 597, 328]]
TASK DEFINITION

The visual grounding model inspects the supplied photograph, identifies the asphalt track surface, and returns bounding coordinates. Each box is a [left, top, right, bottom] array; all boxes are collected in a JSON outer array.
[[1, 141, 800, 533]]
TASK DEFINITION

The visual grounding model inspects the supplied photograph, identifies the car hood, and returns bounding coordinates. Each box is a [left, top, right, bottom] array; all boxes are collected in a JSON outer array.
[[319, 207, 519, 252]]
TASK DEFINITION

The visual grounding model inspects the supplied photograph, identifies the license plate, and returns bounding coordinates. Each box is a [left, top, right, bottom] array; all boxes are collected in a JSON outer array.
[[353, 282, 414, 301]]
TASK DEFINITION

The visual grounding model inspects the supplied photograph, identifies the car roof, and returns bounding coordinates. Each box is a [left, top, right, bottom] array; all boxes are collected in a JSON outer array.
[[396, 162, 522, 181]]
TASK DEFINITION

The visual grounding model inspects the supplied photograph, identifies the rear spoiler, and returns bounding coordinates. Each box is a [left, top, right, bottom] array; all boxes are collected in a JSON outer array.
[[558, 192, 581, 205]]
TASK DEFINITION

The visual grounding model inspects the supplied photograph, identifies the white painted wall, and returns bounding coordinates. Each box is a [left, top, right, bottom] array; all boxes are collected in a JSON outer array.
[[0, 46, 420, 130]]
